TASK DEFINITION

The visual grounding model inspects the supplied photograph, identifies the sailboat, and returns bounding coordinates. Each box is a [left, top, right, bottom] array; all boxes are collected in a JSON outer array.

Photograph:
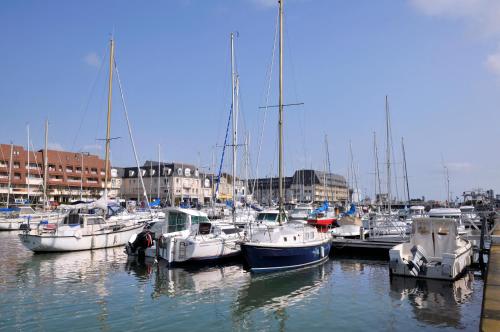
[[240, 0, 332, 272], [19, 38, 149, 252]]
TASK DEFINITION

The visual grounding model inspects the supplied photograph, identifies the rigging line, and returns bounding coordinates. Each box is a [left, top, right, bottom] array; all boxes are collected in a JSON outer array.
[[252, 5, 279, 197], [114, 58, 153, 215], [30, 140, 46, 201], [388, 107, 400, 201], [52, 145, 74, 196], [0, 146, 8, 200], [71, 45, 108, 152], [215, 103, 232, 199]]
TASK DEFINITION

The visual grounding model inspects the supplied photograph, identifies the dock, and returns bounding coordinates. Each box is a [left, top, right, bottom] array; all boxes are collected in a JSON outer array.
[[481, 221, 500, 331], [331, 236, 405, 258]]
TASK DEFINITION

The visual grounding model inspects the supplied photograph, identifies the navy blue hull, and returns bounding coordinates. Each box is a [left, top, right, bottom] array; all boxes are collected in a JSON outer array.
[[241, 240, 332, 272]]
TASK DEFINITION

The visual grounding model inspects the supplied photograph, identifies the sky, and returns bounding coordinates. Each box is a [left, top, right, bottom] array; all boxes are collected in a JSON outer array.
[[1, 0, 500, 201]]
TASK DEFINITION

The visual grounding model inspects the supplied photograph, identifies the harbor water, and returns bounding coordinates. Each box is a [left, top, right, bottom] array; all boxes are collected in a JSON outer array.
[[0, 232, 483, 331]]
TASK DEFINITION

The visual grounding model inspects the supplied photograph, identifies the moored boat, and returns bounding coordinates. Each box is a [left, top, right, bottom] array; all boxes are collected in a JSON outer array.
[[389, 217, 472, 280]]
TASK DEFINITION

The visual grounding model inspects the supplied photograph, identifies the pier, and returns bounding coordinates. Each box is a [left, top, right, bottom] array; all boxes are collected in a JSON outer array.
[[481, 222, 500, 331], [331, 236, 405, 258]]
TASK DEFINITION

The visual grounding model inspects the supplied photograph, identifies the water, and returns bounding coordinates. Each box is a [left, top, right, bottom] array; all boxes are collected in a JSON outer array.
[[0, 232, 483, 331]]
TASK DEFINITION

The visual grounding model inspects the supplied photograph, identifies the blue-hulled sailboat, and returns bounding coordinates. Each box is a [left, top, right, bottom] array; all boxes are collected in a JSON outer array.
[[240, 0, 331, 272]]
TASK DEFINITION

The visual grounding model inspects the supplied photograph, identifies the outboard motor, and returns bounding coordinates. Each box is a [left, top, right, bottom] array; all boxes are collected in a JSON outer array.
[[127, 230, 154, 257], [407, 245, 428, 277]]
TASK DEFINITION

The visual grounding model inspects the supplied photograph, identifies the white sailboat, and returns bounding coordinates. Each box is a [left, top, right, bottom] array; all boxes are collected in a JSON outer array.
[[19, 38, 148, 252], [240, 0, 332, 273]]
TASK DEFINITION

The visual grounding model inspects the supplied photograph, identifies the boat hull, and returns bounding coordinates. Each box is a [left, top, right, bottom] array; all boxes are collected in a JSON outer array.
[[19, 224, 144, 252], [240, 239, 332, 272], [389, 242, 473, 280]]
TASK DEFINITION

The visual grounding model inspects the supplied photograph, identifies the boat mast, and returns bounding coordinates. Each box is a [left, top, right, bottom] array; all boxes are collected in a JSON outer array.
[[6, 142, 13, 208], [401, 137, 410, 207], [373, 132, 382, 208], [385, 95, 391, 214], [157, 144, 161, 201], [27, 124, 30, 204], [104, 37, 114, 200], [325, 134, 332, 203], [231, 32, 237, 225], [278, 0, 284, 224], [80, 152, 84, 201], [43, 120, 48, 211]]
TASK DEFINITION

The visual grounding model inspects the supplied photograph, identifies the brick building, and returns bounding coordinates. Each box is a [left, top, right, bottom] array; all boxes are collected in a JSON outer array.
[[0, 144, 119, 205]]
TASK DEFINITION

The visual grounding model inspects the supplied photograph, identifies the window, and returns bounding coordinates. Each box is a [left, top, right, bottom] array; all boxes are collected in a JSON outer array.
[[14, 173, 21, 180], [167, 212, 188, 232], [191, 215, 209, 224], [13, 162, 20, 169]]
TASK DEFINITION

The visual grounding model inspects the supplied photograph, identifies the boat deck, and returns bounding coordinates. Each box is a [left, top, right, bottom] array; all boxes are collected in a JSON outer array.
[[481, 223, 500, 331]]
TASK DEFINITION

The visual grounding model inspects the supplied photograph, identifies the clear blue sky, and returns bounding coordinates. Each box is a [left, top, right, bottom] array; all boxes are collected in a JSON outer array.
[[1, 0, 500, 201]]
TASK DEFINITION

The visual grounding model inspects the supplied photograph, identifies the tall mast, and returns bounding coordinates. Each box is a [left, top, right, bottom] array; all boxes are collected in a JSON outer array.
[[6, 142, 13, 208], [27, 124, 30, 204], [373, 132, 382, 207], [385, 95, 391, 214], [325, 134, 332, 203], [80, 152, 84, 201], [230, 32, 237, 225], [43, 120, 48, 211], [401, 137, 410, 206], [157, 144, 161, 200], [104, 37, 114, 199], [211, 147, 215, 207], [278, 0, 284, 224], [349, 140, 359, 203], [244, 133, 249, 201]]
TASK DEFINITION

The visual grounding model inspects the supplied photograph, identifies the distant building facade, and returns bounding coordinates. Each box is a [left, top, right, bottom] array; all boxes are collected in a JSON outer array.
[[249, 169, 348, 205], [119, 161, 250, 206], [120, 161, 213, 205], [0, 144, 118, 205]]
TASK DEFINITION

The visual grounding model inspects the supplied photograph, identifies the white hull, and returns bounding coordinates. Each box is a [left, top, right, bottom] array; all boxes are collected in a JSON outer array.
[[389, 217, 473, 280], [158, 235, 240, 263], [19, 224, 144, 252], [331, 224, 368, 238], [389, 241, 472, 280]]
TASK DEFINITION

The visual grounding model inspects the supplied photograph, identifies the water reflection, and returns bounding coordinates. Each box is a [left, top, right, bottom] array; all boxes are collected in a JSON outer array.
[[389, 272, 474, 328], [125, 258, 248, 298], [234, 262, 332, 331], [1, 243, 126, 331]]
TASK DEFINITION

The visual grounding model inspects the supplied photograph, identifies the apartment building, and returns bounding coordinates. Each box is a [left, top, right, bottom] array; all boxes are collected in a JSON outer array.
[[0, 144, 119, 205]]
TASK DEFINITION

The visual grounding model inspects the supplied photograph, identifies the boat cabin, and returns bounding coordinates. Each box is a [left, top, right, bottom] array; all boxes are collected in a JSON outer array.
[[410, 218, 459, 260], [255, 209, 288, 224]]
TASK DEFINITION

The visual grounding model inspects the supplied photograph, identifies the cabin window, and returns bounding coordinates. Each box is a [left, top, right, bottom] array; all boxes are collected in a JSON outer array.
[[284, 237, 287, 242], [191, 216, 209, 224], [168, 211, 187, 232], [198, 222, 212, 235]]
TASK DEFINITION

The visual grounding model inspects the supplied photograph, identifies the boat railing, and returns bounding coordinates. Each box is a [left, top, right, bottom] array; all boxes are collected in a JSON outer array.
[[368, 214, 409, 239]]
